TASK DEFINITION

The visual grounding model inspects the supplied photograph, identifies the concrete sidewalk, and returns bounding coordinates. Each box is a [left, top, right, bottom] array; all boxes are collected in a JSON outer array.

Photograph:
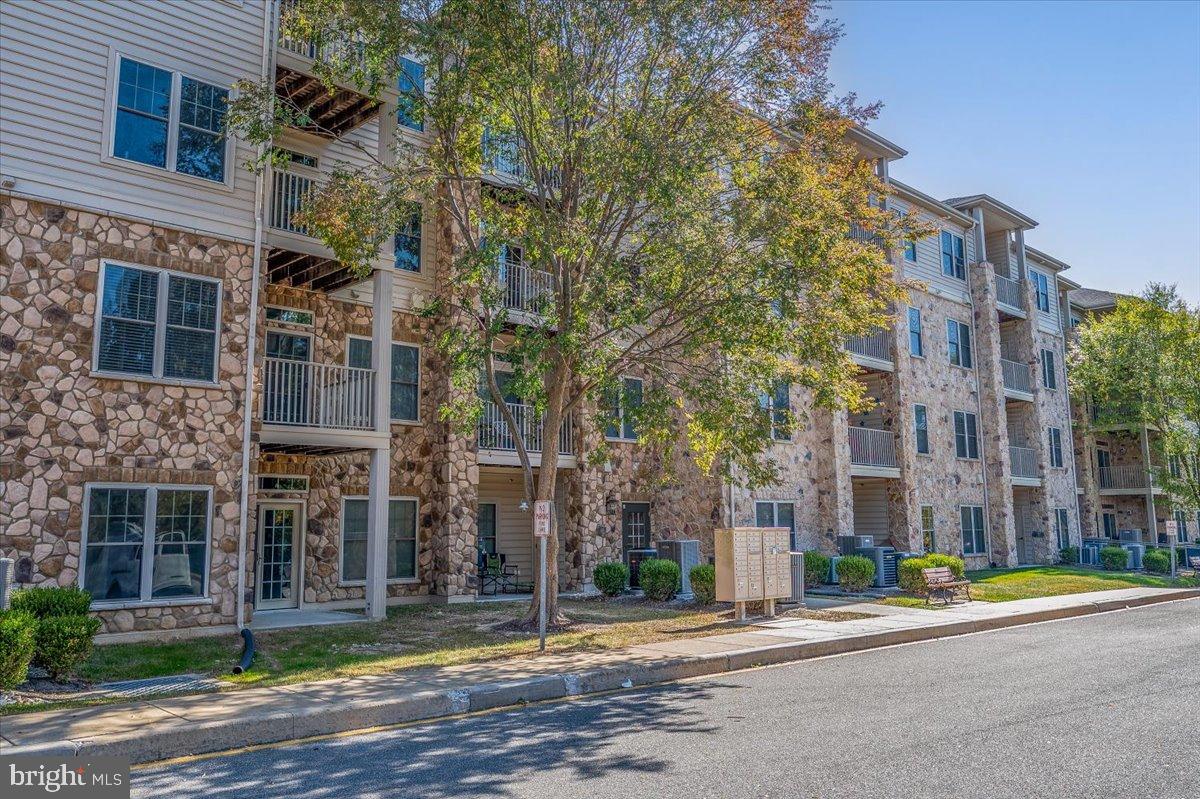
[[2, 587, 1195, 764]]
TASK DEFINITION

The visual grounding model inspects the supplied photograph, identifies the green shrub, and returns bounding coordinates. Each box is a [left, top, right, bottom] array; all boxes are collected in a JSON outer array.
[[689, 564, 716, 604], [1100, 545, 1129, 571], [1058, 546, 1080, 565], [31, 615, 102, 681], [593, 562, 628, 597], [1143, 548, 1171, 574], [11, 586, 93, 618], [803, 551, 830, 588], [897, 554, 966, 594], [0, 610, 37, 690], [835, 555, 875, 593], [638, 558, 681, 601]]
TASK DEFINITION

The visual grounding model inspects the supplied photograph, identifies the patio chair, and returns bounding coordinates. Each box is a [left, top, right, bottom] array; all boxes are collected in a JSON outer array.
[[479, 553, 519, 595]]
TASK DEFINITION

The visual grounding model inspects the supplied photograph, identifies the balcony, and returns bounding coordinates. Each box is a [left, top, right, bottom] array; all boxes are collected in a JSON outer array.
[[259, 358, 387, 453], [1098, 465, 1161, 494], [1000, 358, 1034, 400], [499, 262, 554, 316], [1009, 445, 1039, 484], [995, 275, 1025, 317], [482, 130, 561, 190], [269, 168, 316, 237], [274, 0, 383, 137], [848, 426, 899, 477], [846, 329, 893, 372], [477, 401, 577, 465]]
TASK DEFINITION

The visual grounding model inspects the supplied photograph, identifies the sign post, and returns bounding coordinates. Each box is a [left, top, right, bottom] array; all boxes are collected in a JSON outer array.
[[1165, 520, 1178, 578], [533, 499, 552, 652]]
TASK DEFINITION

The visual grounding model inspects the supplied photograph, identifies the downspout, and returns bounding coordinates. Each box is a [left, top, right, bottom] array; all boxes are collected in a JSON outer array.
[[236, 0, 277, 630]]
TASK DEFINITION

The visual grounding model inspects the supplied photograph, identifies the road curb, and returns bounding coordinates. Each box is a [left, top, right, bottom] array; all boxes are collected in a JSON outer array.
[[8, 589, 1197, 764]]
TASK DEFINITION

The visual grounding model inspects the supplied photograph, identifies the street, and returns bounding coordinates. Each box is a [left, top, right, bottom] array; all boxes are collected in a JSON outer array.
[[132, 600, 1199, 799]]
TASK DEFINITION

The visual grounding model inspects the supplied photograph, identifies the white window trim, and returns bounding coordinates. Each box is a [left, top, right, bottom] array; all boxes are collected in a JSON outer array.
[[605, 375, 643, 442], [946, 318, 974, 370], [79, 482, 213, 608], [760, 382, 793, 442], [347, 335, 422, 425], [908, 306, 924, 359], [101, 48, 236, 192], [1041, 348, 1058, 391], [265, 304, 315, 327], [91, 259, 223, 387], [265, 327, 314, 356], [959, 504, 986, 556], [921, 505, 937, 554], [953, 410, 980, 461], [1048, 427, 1064, 468], [1030, 269, 1052, 313], [940, 230, 967, 281], [338, 494, 422, 586], [913, 403, 930, 456], [1055, 507, 1071, 549]]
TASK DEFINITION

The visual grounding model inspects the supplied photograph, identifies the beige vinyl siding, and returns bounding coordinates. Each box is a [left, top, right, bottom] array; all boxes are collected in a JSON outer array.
[[985, 230, 1016, 279], [849, 373, 887, 429], [852, 478, 889, 542], [891, 197, 975, 303], [0, 0, 265, 242], [1027, 261, 1064, 335], [478, 468, 534, 580]]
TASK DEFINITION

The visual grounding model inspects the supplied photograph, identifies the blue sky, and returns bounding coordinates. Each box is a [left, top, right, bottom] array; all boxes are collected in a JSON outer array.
[[825, 0, 1200, 303]]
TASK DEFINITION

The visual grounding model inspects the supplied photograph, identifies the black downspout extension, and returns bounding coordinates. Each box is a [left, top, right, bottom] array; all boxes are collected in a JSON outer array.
[[232, 627, 255, 675]]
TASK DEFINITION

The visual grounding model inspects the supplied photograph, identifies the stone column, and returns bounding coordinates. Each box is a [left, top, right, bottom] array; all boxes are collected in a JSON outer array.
[[563, 409, 610, 592], [815, 407, 854, 551], [886, 316, 923, 553], [365, 267, 394, 620], [1073, 420, 1099, 538], [969, 261, 1018, 566]]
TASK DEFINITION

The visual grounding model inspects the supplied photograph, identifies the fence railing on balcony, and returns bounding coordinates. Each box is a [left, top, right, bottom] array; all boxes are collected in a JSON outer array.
[[500, 263, 554, 314], [1000, 358, 1032, 394], [278, 0, 372, 71], [478, 401, 575, 456], [483, 130, 526, 182], [846, 329, 891, 363], [261, 358, 376, 431], [269, 169, 317, 236], [1098, 465, 1151, 491], [1009, 445, 1038, 479], [848, 426, 897, 468], [995, 274, 1023, 310]]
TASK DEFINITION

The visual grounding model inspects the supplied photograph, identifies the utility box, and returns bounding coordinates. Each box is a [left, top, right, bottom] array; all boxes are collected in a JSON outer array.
[[714, 527, 791, 619]]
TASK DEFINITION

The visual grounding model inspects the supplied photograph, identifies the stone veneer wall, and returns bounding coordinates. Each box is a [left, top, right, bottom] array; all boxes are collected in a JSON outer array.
[[1, 196, 254, 633]]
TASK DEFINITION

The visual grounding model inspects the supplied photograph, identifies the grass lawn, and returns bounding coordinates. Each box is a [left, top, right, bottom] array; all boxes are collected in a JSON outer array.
[[877, 566, 1197, 607], [3, 599, 858, 715]]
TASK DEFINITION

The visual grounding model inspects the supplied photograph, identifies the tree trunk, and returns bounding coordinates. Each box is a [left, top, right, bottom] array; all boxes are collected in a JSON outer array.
[[519, 372, 570, 628]]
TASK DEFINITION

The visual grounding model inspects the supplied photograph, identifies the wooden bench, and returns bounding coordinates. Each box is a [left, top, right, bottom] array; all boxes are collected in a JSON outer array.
[[922, 566, 971, 605]]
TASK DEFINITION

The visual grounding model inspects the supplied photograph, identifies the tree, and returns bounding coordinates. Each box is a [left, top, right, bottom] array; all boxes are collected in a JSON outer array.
[[1070, 284, 1200, 515], [229, 0, 919, 626]]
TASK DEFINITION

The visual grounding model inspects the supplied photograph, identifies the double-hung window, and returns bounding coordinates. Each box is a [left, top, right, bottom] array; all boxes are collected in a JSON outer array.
[[940, 231, 965, 279], [395, 202, 422, 272], [903, 239, 917, 262], [759, 382, 792, 441], [1048, 427, 1064, 468], [1041, 348, 1057, 390], [1101, 512, 1117, 539], [347, 338, 420, 422], [82, 484, 211, 603], [341, 497, 418, 582], [112, 56, 229, 183], [947, 319, 973, 368], [908, 307, 923, 356], [1055, 508, 1071, 550], [914, 404, 930, 455], [478, 503, 498, 555], [1031, 270, 1051, 312], [960, 505, 986, 556], [95, 262, 221, 382], [921, 506, 936, 553], [397, 57, 425, 131], [953, 411, 979, 459], [604, 377, 643, 441], [1172, 510, 1188, 544], [755, 501, 797, 549]]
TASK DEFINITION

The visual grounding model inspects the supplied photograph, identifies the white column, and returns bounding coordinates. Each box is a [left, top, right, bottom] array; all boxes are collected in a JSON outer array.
[[365, 266, 394, 620], [970, 206, 987, 263], [1014, 228, 1028, 281]]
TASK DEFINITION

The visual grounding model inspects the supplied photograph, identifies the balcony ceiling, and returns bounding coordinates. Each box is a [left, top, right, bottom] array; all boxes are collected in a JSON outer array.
[[267, 248, 358, 292], [274, 65, 381, 138], [259, 442, 373, 457]]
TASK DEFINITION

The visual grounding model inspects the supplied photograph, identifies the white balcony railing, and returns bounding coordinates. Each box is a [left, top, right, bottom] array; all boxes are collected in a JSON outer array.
[[1009, 445, 1038, 479], [269, 169, 317, 236], [478, 401, 575, 456], [483, 130, 526, 182], [278, 0, 372, 73], [500, 262, 554, 314], [846, 329, 892, 363], [262, 358, 376, 431], [1000, 358, 1033, 394], [1098, 465, 1151, 491], [995, 274, 1023, 310], [848, 426, 897, 468]]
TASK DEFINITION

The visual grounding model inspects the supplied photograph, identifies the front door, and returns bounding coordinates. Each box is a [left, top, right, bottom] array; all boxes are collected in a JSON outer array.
[[257, 502, 300, 609], [621, 503, 651, 555]]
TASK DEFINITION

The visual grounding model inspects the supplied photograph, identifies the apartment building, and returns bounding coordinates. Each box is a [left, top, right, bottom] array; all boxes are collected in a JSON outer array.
[[1067, 288, 1199, 547], [1, 1, 1085, 640]]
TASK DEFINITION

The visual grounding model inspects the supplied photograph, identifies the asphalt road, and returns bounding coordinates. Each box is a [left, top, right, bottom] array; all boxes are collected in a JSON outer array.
[[133, 599, 1200, 799]]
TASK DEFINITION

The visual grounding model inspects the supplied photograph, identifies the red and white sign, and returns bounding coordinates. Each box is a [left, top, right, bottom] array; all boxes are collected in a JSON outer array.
[[1164, 520, 1179, 540], [533, 500, 552, 538]]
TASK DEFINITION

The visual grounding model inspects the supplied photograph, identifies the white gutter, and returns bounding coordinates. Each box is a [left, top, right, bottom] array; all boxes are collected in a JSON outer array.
[[236, 0, 277, 630]]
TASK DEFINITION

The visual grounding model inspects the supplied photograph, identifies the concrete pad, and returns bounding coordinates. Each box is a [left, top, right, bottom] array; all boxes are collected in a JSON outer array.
[[0, 701, 186, 746]]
